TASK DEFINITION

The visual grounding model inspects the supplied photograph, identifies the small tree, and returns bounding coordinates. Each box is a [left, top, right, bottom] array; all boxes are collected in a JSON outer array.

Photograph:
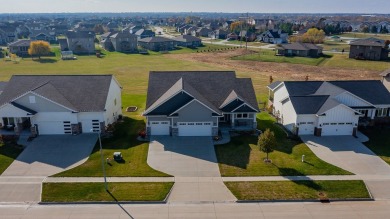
[[258, 129, 277, 163], [28, 41, 50, 59]]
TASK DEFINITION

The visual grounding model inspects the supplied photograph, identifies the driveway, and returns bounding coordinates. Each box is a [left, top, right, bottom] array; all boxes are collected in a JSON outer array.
[[302, 135, 390, 200], [0, 134, 97, 202], [148, 137, 236, 202]]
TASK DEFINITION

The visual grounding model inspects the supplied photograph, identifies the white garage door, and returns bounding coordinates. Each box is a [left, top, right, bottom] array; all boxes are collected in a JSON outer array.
[[178, 122, 212, 136], [36, 121, 69, 135], [298, 122, 315, 135], [82, 120, 101, 133], [150, 121, 170, 136], [321, 123, 354, 136]]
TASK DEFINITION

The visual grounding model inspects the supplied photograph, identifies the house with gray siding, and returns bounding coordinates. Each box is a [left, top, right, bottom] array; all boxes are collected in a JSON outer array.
[[60, 31, 95, 54], [277, 42, 323, 57], [349, 37, 389, 61], [173, 35, 202, 48], [8, 39, 32, 56], [138, 36, 176, 51], [143, 71, 259, 137], [110, 31, 138, 53]]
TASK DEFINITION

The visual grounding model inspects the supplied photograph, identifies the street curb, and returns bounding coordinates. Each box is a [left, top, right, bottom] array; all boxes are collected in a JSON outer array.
[[39, 201, 167, 205], [163, 182, 175, 202], [236, 198, 374, 203]]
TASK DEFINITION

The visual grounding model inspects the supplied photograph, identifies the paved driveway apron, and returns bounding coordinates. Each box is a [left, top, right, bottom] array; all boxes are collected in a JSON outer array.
[[148, 136, 236, 202], [302, 135, 390, 200], [0, 134, 97, 203]]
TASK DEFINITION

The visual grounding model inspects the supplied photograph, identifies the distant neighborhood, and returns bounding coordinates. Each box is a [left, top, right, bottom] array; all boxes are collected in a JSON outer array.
[[0, 13, 389, 60]]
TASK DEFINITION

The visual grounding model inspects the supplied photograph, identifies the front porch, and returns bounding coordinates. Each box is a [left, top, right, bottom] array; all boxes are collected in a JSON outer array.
[[218, 113, 257, 131], [0, 117, 33, 136]]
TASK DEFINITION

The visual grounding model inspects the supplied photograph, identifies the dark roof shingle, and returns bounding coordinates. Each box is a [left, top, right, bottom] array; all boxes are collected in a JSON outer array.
[[145, 71, 259, 115], [0, 75, 113, 112]]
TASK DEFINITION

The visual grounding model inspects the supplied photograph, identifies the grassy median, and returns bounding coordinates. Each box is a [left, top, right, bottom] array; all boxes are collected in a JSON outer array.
[[225, 180, 370, 201], [42, 182, 174, 202]]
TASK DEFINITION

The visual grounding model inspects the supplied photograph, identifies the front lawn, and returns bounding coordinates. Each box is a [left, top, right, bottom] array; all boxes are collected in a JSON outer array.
[[0, 141, 24, 174], [225, 180, 370, 201], [42, 182, 173, 202], [215, 112, 351, 176], [54, 117, 169, 177], [232, 50, 330, 66], [361, 127, 390, 165]]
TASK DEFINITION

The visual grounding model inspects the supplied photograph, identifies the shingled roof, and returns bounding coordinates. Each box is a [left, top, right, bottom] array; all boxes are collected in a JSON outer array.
[[0, 75, 113, 112], [273, 80, 390, 115], [349, 37, 385, 47], [138, 36, 175, 43], [145, 71, 259, 115], [8, 39, 32, 47], [173, 35, 201, 43], [290, 96, 329, 114], [279, 42, 322, 51], [66, 31, 95, 39]]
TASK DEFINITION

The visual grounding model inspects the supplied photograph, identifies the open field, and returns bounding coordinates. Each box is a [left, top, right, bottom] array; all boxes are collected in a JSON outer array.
[[215, 112, 351, 176], [340, 32, 390, 41], [320, 40, 350, 52], [169, 49, 386, 89], [225, 180, 370, 201], [42, 182, 174, 202], [222, 40, 268, 47], [233, 50, 331, 66], [322, 54, 390, 71]]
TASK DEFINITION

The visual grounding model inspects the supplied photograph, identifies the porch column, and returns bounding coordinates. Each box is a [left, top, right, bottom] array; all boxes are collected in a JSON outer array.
[[371, 109, 376, 119], [231, 114, 235, 128], [253, 114, 257, 129]]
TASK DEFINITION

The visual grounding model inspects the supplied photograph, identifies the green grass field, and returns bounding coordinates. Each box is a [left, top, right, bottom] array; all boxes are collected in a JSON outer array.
[[320, 40, 350, 52], [340, 32, 390, 41], [225, 180, 370, 200], [215, 112, 351, 176], [232, 49, 390, 71], [232, 50, 331, 66], [42, 182, 174, 202], [322, 54, 390, 71]]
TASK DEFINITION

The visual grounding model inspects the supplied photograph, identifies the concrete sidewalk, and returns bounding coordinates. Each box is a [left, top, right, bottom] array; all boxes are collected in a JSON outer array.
[[42, 173, 390, 183], [3, 201, 390, 218]]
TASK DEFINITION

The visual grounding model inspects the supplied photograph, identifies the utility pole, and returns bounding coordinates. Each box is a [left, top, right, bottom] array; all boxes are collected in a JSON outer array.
[[246, 12, 249, 50], [239, 13, 251, 50]]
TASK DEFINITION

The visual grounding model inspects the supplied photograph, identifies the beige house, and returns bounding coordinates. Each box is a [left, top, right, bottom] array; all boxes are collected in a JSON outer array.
[[59, 31, 95, 54]]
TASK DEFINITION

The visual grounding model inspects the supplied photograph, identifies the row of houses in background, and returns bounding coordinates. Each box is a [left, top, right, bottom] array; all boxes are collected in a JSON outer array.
[[100, 31, 202, 52]]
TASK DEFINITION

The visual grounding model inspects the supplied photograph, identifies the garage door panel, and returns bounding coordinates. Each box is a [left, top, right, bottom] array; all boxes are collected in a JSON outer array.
[[36, 121, 67, 135], [321, 123, 354, 136], [298, 122, 315, 135], [150, 121, 170, 136], [178, 122, 212, 136]]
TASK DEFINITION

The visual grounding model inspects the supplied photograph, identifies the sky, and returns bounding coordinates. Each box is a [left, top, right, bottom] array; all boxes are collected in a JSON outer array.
[[0, 0, 389, 14]]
